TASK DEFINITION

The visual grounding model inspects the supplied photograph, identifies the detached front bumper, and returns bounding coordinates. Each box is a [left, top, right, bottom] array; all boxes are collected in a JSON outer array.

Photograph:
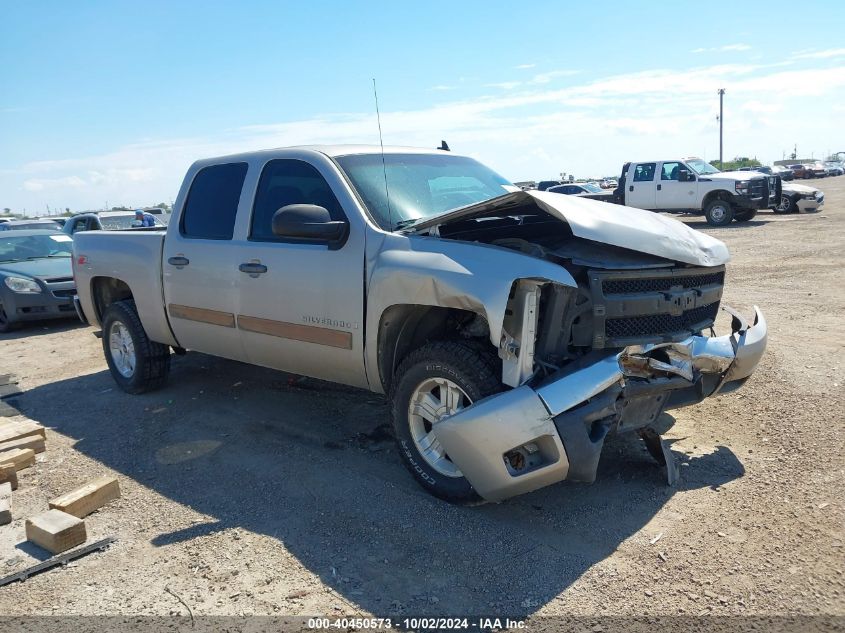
[[435, 306, 767, 502], [797, 193, 824, 213]]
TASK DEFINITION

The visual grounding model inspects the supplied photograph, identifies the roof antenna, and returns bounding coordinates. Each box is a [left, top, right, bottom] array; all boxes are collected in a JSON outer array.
[[438, 140, 450, 151], [372, 78, 393, 230]]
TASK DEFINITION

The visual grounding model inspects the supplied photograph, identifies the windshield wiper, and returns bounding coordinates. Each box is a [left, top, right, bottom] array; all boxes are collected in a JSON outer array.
[[26, 255, 69, 260], [393, 218, 424, 231]]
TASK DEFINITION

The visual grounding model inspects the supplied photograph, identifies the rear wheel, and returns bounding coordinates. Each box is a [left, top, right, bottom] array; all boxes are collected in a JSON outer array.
[[704, 199, 734, 226], [774, 194, 797, 214], [390, 340, 502, 503], [734, 209, 757, 222], [102, 300, 170, 394]]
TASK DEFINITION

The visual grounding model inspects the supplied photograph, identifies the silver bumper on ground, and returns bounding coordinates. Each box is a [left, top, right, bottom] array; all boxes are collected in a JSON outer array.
[[435, 306, 767, 502], [797, 194, 824, 213]]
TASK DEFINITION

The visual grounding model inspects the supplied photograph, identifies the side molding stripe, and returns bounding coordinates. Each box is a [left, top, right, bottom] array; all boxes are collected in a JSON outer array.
[[168, 304, 236, 328], [238, 315, 353, 350]]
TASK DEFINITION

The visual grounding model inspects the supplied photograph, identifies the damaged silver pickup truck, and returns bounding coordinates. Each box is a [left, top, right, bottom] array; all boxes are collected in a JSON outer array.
[[72, 146, 767, 503]]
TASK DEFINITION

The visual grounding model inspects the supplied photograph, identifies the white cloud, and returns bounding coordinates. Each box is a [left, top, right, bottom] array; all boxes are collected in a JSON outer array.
[[791, 48, 845, 59], [692, 43, 752, 53], [3, 57, 844, 210]]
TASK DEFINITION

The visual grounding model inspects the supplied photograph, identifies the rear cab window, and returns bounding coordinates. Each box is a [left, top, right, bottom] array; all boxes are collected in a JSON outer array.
[[633, 163, 656, 182], [180, 162, 248, 240]]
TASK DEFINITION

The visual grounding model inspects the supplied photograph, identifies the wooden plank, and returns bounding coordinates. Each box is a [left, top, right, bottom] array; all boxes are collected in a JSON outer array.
[[0, 420, 45, 443], [49, 476, 120, 518], [0, 463, 18, 490], [26, 509, 86, 554], [0, 435, 45, 454], [0, 448, 35, 471], [0, 481, 11, 525]]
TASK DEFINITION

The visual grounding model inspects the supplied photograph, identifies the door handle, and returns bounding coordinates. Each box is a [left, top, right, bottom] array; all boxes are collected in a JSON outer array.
[[239, 262, 268, 275], [168, 256, 190, 267], [657, 184, 662, 191], [628, 185, 634, 192]]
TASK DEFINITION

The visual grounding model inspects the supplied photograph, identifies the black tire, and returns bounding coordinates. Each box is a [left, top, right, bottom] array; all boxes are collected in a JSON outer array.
[[101, 300, 170, 394], [733, 209, 757, 222], [0, 301, 17, 333], [704, 199, 734, 226], [390, 340, 502, 503], [773, 194, 797, 214]]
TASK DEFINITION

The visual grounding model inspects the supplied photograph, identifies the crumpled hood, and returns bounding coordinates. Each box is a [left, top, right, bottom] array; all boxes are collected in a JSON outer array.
[[409, 190, 730, 267], [0, 257, 73, 280], [782, 182, 818, 195]]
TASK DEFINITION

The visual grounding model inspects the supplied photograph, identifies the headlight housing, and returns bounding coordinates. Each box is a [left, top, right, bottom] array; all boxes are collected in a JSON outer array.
[[4, 276, 42, 293], [735, 181, 750, 195]]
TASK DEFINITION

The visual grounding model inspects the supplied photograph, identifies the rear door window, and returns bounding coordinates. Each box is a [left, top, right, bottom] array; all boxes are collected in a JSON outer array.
[[181, 162, 248, 240], [633, 163, 656, 182]]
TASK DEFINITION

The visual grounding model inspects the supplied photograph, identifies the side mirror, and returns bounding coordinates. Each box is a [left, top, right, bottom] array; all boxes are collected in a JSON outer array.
[[271, 204, 348, 243], [678, 169, 694, 182]]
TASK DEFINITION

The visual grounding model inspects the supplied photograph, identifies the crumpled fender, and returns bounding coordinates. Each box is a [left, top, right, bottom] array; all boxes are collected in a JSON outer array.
[[364, 232, 577, 393]]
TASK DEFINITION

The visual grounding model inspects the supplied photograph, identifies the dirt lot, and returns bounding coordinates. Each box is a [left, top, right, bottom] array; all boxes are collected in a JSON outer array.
[[1, 177, 843, 626]]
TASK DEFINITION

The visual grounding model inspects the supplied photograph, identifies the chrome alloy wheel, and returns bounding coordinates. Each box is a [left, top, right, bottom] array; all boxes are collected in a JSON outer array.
[[109, 320, 136, 378], [407, 377, 471, 478]]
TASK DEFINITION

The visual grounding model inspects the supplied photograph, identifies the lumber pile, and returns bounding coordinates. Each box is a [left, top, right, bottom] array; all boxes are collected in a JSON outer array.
[[1, 403, 120, 552], [0, 416, 51, 527]]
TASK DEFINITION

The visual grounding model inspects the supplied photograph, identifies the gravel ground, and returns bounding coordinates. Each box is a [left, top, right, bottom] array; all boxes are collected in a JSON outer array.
[[0, 177, 843, 626]]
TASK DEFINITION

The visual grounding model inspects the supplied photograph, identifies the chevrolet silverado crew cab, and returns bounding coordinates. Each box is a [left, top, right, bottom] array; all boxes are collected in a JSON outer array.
[[613, 157, 781, 226], [73, 146, 767, 503]]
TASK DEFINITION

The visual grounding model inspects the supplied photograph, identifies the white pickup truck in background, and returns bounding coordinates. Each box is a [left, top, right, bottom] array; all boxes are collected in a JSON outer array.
[[612, 157, 781, 226], [71, 145, 767, 503]]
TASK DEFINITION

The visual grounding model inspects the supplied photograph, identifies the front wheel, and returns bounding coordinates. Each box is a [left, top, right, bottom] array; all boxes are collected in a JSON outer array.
[[390, 340, 502, 503], [0, 302, 17, 333], [102, 300, 170, 394], [773, 194, 797, 214], [704, 199, 734, 226]]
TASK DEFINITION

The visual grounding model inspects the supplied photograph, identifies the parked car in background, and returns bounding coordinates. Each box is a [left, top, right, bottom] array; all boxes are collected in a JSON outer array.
[[774, 183, 825, 214], [810, 162, 828, 178], [0, 219, 62, 232], [788, 164, 825, 179], [772, 165, 794, 181], [599, 178, 618, 189], [612, 157, 780, 225], [823, 161, 844, 176], [537, 180, 564, 191], [62, 212, 166, 235], [0, 230, 76, 332], [738, 166, 773, 175], [0, 218, 12, 224], [548, 182, 615, 202]]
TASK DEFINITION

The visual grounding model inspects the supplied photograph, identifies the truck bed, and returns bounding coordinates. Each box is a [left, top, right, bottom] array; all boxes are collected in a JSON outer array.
[[73, 230, 177, 346]]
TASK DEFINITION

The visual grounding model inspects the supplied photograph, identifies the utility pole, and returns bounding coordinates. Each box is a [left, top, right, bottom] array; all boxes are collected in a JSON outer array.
[[717, 88, 725, 169]]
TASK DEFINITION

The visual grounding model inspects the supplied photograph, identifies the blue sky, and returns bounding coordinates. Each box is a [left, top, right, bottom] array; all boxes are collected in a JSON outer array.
[[2, 0, 844, 212]]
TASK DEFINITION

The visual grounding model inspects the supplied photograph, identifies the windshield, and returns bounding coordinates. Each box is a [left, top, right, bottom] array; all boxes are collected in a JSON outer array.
[[583, 183, 604, 193], [686, 159, 721, 175], [0, 234, 73, 262], [334, 153, 512, 230]]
